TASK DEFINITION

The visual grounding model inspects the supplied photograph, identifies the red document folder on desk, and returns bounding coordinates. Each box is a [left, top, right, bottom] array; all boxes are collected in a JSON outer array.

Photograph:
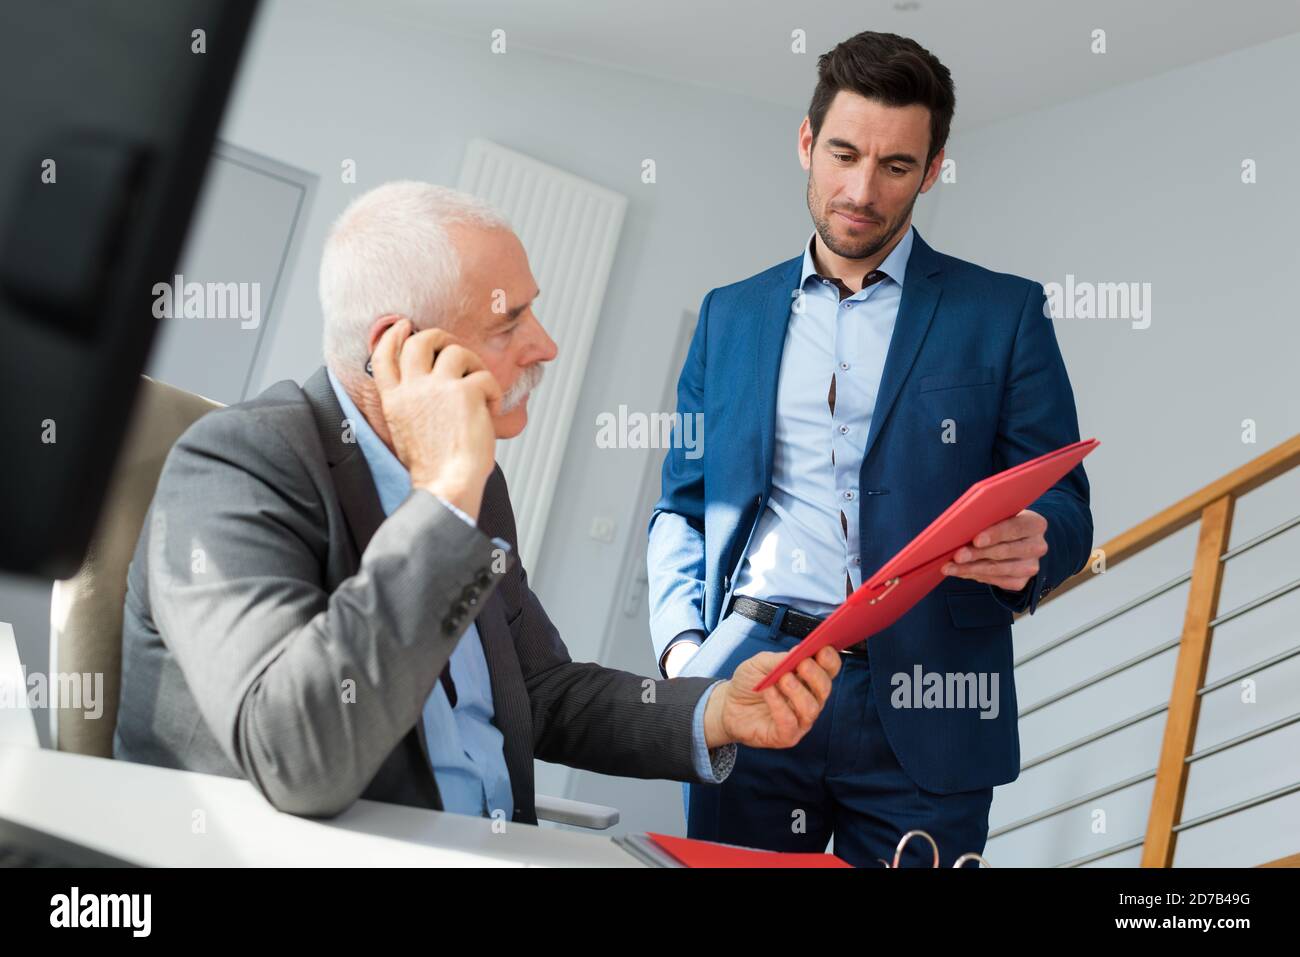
[[646, 832, 852, 868], [755, 438, 1099, 692]]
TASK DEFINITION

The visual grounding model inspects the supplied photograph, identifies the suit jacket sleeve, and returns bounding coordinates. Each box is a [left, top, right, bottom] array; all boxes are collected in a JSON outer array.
[[486, 473, 719, 784], [143, 408, 508, 817], [645, 288, 714, 667], [989, 280, 1095, 614]]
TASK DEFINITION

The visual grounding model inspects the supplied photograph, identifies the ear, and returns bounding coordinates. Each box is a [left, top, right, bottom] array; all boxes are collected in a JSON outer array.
[[920, 148, 945, 194], [797, 117, 814, 171], [366, 314, 405, 354]]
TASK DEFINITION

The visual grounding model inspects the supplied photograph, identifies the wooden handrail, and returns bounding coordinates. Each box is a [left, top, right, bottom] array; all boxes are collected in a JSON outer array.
[[1033, 433, 1300, 867], [1042, 432, 1300, 605], [1260, 852, 1300, 868]]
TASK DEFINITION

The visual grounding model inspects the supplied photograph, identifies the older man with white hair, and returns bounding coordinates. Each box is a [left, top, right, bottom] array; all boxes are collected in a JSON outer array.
[[113, 180, 842, 823]]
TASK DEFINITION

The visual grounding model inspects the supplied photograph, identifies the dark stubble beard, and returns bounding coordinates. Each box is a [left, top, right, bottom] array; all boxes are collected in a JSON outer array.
[[806, 170, 921, 263]]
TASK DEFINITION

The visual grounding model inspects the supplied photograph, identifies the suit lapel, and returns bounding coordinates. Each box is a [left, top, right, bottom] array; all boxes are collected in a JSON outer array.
[[301, 367, 445, 804], [859, 228, 945, 469], [754, 256, 805, 488], [472, 467, 539, 822], [472, 588, 535, 821], [305, 369, 537, 820], [301, 367, 386, 555]]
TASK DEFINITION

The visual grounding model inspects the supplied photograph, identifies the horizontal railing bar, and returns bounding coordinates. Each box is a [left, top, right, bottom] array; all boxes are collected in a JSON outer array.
[[1017, 583, 1300, 727], [1173, 779, 1300, 833], [1014, 571, 1188, 667], [1199, 643, 1300, 697], [1220, 511, 1300, 563], [1058, 775, 1300, 868], [1019, 637, 1180, 718], [1000, 665, 1300, 836], [1021, 703, 1168, 771], [1185, 711, 1300, 764], [988, 768, 1157, 839], [1059, 778, 1300, 866], [1058, 837, 1144, 868], [1015, 513, 1300, 668], [1207, 576, 1300, 629]]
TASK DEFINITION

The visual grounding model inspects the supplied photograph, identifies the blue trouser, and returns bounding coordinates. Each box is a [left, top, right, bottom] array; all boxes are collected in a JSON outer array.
[[678, 606, 994, 868]]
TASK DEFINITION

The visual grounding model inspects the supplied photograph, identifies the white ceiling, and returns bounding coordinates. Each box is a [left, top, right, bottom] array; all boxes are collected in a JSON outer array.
[[372, 0, 1300, 131]]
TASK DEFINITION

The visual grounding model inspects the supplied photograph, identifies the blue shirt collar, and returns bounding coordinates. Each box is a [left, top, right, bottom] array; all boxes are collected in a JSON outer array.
[[326, 367, 412, 516], [799, 222, 914, 295]]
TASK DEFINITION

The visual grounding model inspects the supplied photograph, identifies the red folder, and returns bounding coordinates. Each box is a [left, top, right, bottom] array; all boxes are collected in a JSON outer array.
[[754, 438, 1099, 692], [646, 832, 852, 868]]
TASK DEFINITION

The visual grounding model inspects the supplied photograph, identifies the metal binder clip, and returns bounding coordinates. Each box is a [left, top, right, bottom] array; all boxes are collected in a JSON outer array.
[[891, 829, 940, 868], [880, 829, 993, 868], [867, 577, 901, 605]]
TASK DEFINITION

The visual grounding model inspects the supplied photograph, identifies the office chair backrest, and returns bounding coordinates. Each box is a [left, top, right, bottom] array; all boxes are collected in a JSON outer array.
[[49, 376, 223, 755]]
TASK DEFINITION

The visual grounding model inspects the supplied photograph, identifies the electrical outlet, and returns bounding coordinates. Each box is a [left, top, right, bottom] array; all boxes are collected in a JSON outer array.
[[588, 516, 616, 544]]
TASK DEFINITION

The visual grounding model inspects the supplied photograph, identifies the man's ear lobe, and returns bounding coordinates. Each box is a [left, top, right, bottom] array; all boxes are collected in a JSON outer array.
[[367, 314, 404, 353]]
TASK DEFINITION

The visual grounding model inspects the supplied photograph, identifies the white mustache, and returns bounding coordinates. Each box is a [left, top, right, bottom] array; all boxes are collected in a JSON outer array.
[[499, 363, 545, 412]]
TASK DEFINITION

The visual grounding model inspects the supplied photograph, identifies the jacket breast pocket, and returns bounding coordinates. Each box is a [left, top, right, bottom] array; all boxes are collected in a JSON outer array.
[[918, 366, 995, 394], [946, 590, 1014, 629]]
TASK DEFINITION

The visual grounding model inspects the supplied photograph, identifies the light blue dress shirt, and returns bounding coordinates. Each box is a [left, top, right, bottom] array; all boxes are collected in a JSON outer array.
[[326, 371, 728, 814], [731, 226, 914, 617], [664, 226, 915, 669], [328, 369, 514, 818]]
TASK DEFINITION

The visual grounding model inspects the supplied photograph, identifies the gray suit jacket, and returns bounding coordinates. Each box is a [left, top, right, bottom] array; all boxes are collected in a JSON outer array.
[[114, 366, 717, 822]]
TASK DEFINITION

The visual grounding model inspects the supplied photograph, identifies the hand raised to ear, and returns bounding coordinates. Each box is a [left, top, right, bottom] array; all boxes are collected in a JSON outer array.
[[371, 320, 502, 520]]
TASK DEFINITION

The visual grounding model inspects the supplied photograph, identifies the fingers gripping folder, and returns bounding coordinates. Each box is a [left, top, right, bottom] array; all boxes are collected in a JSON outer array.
[[754, 438, 1099, 692]]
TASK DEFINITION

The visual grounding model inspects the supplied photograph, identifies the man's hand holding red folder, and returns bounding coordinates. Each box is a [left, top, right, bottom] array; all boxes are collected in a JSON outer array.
[[703, 648, 843, 750], [940, 508, 1049, 592]]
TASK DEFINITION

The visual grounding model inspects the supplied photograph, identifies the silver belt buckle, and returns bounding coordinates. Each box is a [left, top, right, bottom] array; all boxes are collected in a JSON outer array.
[[839, 637, 867, 656]]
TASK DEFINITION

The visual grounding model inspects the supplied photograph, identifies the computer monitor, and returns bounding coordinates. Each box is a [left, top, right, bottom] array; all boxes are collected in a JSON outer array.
[[0, 0, 259, 578]]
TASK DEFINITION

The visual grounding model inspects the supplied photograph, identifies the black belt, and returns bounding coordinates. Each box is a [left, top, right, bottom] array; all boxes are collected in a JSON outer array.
[[728, 595, 868, 655]]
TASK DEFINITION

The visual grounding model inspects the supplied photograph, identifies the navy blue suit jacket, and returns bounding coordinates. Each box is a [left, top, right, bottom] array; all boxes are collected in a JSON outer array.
[[647, 228, 1093, 793]]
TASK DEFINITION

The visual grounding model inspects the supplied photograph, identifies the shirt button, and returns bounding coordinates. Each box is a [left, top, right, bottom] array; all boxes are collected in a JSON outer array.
[[839, 424, 849, 435], [840, 362, 850, 371], [843, 490, 856, 501], [851, 557, 861, 566], [844, 302, 854, 309]]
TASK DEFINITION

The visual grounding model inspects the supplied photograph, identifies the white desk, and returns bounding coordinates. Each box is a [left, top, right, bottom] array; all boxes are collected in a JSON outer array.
[[0, 744, 645, 867]]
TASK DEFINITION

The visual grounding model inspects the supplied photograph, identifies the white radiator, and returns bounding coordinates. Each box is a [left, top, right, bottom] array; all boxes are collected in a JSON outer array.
[[457, 139, 627, 573]]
